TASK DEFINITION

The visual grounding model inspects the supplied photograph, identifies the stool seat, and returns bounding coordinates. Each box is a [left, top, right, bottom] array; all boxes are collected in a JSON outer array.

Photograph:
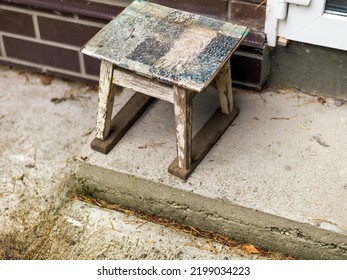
[[81, 0, 249, 180], [82, 0, 248, 93]]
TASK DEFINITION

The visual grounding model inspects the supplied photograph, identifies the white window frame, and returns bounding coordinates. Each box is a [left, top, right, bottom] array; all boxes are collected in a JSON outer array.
[[265, 0, 347, 51]]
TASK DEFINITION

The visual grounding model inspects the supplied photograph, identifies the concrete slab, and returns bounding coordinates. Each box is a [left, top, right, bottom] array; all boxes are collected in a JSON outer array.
[[28, 200, 272, 260], [1, 67, 280, 260], [77, 86, 347, 259], [268, 41, 347, 101], [0, 66, 98, 258]]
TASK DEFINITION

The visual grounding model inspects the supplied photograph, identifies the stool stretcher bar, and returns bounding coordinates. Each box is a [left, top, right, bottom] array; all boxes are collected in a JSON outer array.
[[82, 0, 248, 179]]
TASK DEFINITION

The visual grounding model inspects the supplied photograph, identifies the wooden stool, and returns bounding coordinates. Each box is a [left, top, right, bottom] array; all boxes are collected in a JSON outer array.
[[82, 0, 248, 180]]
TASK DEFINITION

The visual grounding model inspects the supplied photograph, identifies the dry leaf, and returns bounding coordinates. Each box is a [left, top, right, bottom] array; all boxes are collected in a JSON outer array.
[[317, 96, 326, 104], [242, 245, 260, 255]]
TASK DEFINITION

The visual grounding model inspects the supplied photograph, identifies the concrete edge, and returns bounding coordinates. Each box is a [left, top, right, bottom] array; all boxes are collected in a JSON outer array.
[[76, 162, 347, 260]]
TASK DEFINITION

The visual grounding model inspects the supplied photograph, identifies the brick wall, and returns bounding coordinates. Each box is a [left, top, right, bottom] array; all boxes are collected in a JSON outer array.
[[0, 0, 268, 89]]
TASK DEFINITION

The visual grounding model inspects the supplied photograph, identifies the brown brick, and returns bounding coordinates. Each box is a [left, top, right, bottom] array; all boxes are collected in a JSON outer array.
[[230, 1, 266, 30], [3, 36, 80, 72], [242, 31, 265, 49], [1, 0, 124, 21], [38, 17, 102, 47], [0, 9, 35, 37], [151, 0, 228, 19], [0, 58, 43, 73], [231, 53, 262, 85], [84, 55, 100, 76], [77, 15, 110, 25]]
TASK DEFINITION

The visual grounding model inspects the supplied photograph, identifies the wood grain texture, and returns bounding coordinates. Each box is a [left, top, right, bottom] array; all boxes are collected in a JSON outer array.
[[216, 60, 233, 114], [91, 92, 155, 154], [96, 60, 118, 140], [82, 0, 249, 92], [173, 86, 193, 170], [169, 107, 240, 180], [112, 67, 174, 103]]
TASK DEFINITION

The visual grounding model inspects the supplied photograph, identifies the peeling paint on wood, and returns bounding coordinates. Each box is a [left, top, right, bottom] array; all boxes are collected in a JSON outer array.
[[173, 86, 193, 170], [82, 0, 249, 92], [216, 60, 233, 114], [96, 60, 118, 140], [112, 67, 175, 103], [84, 0, 248, 179], [91, 92, 155, 154]]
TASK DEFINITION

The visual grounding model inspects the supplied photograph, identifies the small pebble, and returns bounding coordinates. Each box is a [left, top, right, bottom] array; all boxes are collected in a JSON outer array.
[[334, 100, 343, 107]]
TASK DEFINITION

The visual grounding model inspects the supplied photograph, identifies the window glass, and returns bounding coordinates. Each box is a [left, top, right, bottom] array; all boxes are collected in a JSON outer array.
[[325, 0, 347, 16]]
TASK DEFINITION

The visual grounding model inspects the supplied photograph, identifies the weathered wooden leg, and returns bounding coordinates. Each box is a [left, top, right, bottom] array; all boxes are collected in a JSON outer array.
[[91, 92, 154, 154], [173, 86, 193, 170], [215, 60, 233, 114], [169, 69, 239, 180], [95, 59, 117, 140]]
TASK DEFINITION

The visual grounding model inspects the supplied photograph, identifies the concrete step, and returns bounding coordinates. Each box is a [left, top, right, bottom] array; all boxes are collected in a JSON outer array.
[[1, 66, 346, 260], [28, 199, 281, 260], [76, 87, 347, 259], [0, 66, 285, 260]]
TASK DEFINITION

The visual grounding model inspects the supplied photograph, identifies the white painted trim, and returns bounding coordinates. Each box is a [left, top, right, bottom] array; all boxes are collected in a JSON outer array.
[[278, 0, 325, 36], [281, 13, 347, 51], [266, 0, 347, 50], [265, 0, 280, 47], [277, 0, 311, 20]]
